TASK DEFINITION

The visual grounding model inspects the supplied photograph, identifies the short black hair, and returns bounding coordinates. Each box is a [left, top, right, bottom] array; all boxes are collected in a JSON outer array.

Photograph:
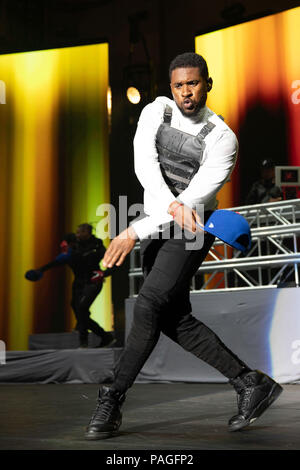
[[169, 52, 209, 80], [78, 223, 93, 234]]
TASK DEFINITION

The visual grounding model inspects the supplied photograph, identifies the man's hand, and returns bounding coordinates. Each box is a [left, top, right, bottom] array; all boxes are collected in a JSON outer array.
[[103, 226, 138, 268], [168, 201, 204, 233], [25, 269, 44, 281]]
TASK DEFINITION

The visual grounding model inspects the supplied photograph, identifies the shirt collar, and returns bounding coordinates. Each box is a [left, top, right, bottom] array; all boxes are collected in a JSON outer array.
[[172, 102, 209, 125]]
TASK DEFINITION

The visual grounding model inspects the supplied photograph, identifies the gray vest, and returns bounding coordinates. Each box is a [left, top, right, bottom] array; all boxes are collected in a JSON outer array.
[[156, 105, 216, 196]]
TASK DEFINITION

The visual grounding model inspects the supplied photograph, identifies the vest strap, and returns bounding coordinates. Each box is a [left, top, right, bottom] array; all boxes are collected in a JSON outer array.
[[197, 121, 215, 139], [163, 105, 173, 124], [163, 105, 216, 139]]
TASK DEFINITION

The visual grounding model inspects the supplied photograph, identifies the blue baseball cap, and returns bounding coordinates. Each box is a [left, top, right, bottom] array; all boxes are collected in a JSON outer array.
[[204, 209, 251, 252]]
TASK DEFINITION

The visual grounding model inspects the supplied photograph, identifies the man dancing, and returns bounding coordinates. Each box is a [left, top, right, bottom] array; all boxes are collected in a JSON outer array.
[[25, 223, 115, 348], [85, 53, 282, 438]]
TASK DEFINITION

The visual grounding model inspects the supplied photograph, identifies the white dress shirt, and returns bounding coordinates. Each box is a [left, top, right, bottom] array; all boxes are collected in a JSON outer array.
[[131, 96, 238, 240]]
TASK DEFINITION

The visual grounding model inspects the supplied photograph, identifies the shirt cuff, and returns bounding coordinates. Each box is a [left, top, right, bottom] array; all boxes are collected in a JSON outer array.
[[177, 194, 196, 209], [131, 213, 173, 240]]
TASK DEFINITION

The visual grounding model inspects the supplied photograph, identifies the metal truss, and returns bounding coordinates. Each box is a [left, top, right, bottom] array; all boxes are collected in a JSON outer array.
[[129, 199, 300, 296]]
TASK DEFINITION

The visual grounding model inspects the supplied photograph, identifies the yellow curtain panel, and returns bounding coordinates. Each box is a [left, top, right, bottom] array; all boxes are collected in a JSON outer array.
[[0, 43, 111, 350]]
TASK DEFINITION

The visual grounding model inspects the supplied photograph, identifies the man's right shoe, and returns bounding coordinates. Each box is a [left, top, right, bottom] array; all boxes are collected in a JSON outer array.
[[85, 386, 126, 440], [228, 369, 283, 432]]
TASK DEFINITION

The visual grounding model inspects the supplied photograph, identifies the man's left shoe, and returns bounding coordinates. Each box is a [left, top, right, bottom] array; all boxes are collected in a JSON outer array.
[[99, 332, 116, 348], [85, 386, 125, 440], [228, 370, 283, 432]]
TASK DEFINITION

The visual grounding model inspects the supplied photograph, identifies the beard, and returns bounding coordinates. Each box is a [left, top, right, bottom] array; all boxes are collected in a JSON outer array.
[[176, 94, 207, 119]]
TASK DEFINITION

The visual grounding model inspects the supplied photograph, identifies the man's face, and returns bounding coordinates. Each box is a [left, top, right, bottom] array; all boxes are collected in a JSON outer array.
[[76, 227, 91, 241], [170, 67, 211, 117], [261, 167, 275, 183]]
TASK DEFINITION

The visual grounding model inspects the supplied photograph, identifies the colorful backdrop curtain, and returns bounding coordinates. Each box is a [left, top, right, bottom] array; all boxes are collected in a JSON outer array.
[[195, 6, 300, 208], [0, 43, 111, 350]]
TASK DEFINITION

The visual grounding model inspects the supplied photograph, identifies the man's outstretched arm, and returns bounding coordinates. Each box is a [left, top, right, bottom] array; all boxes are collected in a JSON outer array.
[[102, 203, 204, 269]]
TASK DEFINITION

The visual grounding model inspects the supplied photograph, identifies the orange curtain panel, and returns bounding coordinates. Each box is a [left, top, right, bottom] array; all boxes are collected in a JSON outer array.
[[195, 6, 300, 208]]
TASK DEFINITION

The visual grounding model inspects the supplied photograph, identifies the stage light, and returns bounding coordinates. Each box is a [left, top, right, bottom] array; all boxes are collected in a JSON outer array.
[[123, 11, 155, 106], [107, 85, 112, 132], [107, 85, 112, 114], [126, 86, 141, 104], [123, 63, 153, 105]]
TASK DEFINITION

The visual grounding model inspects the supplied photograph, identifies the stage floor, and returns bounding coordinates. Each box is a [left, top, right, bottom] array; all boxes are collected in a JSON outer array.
[[0, 382, 299, 451]]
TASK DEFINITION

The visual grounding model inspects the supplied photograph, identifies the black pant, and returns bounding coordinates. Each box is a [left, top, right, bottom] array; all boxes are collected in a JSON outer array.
[[71, 281, 106, 345], [113, 227, 250, 393]]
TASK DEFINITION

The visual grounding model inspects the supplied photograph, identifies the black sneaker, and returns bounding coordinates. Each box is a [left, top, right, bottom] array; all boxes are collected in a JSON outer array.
[[228, 370, 283, 432], [85, 386, 125, 440]]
